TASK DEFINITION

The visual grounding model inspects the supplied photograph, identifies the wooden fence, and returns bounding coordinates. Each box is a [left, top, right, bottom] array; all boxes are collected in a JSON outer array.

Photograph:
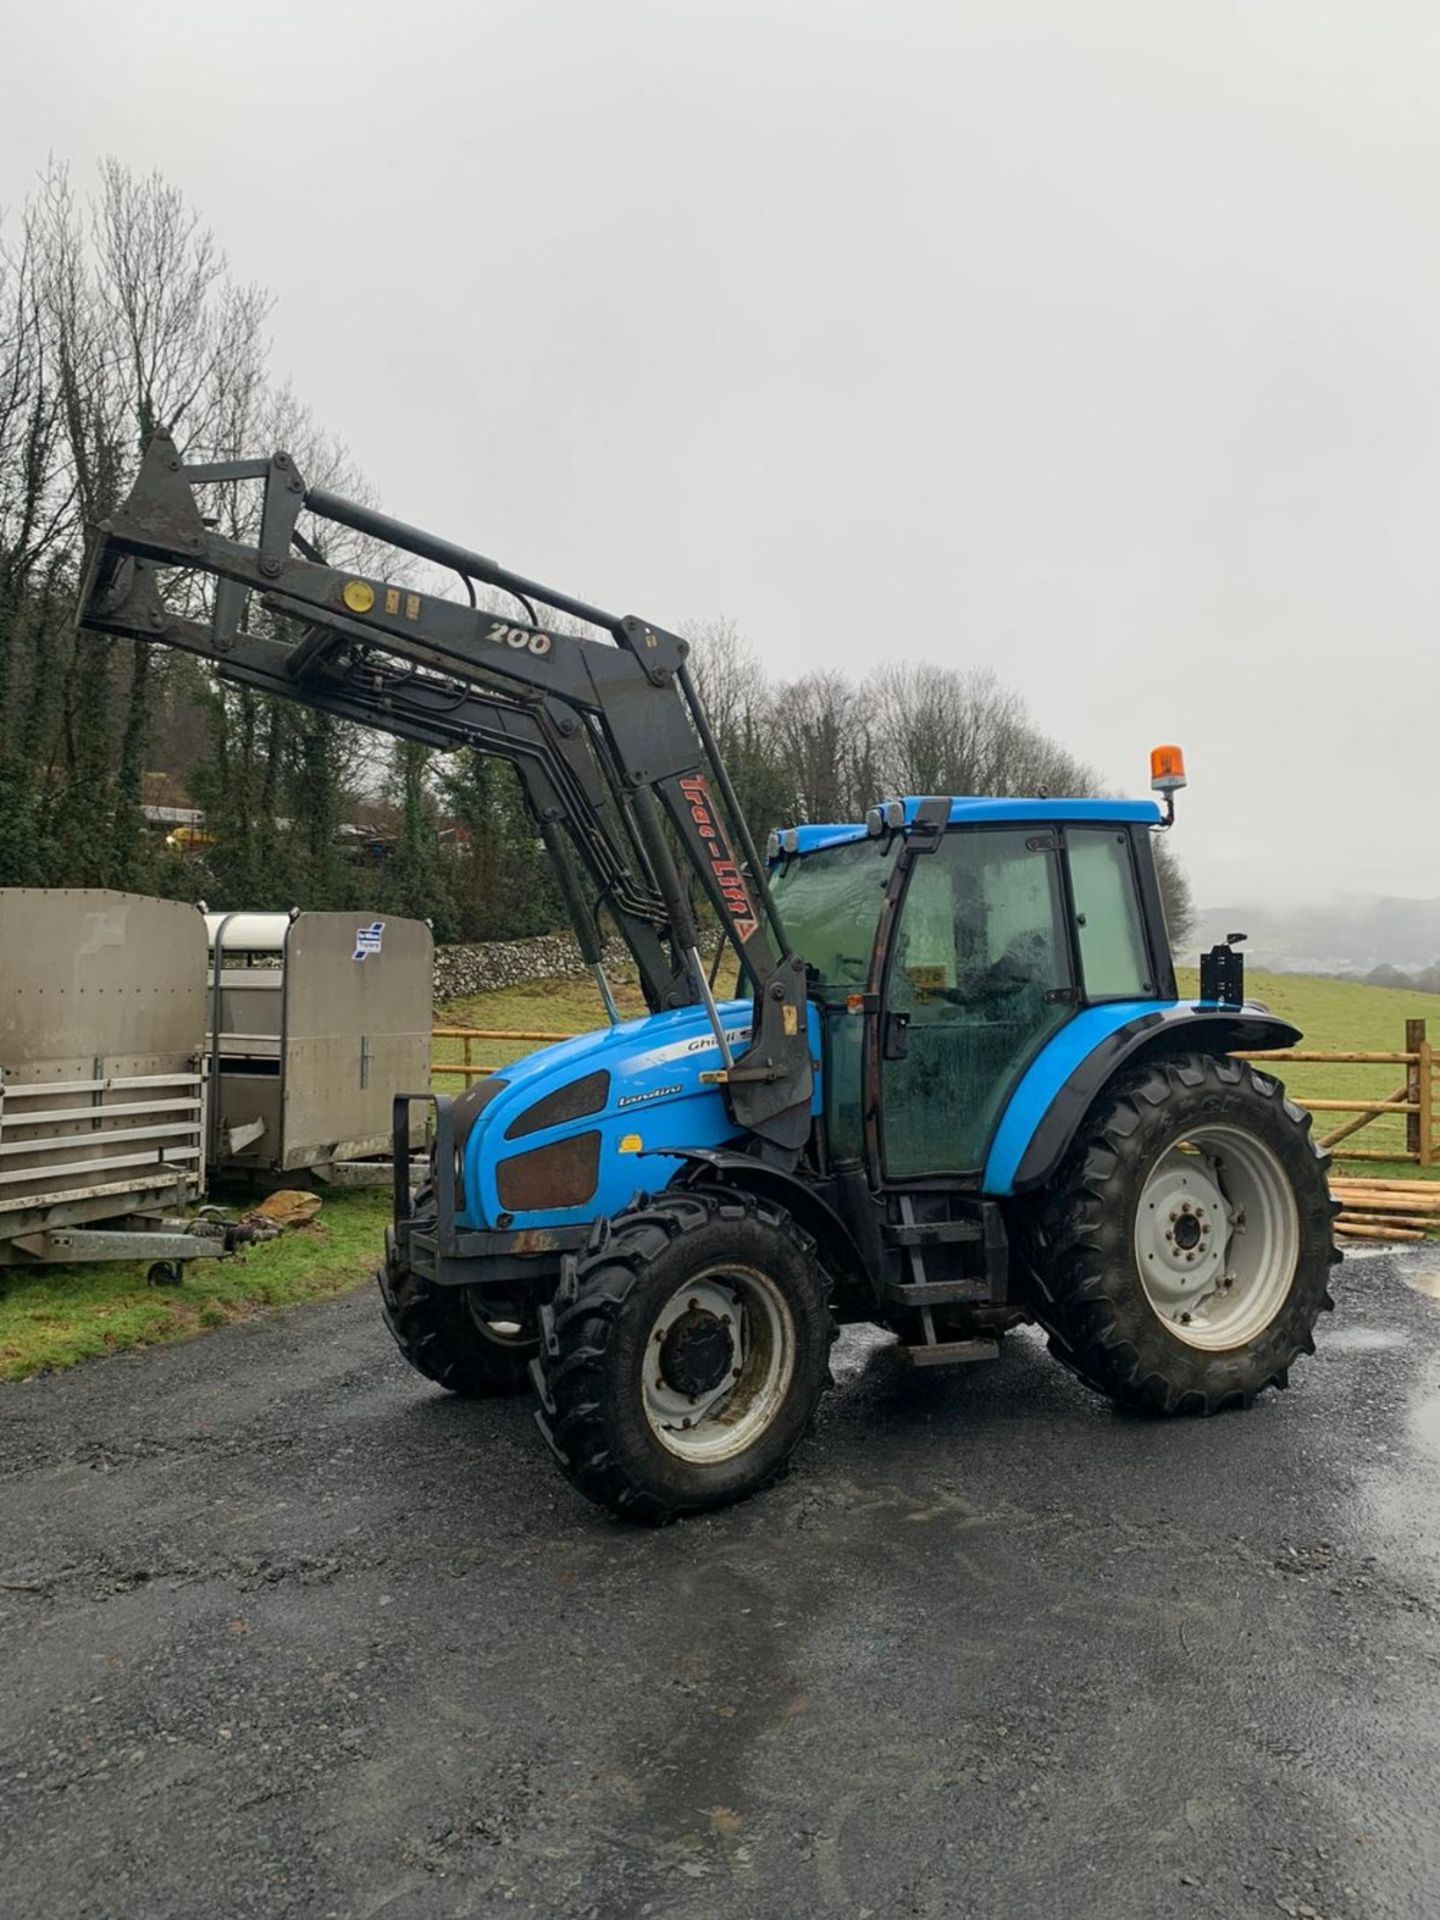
[[431, 1026, 574, 1085], [1238, 1017, 1434, 1168]]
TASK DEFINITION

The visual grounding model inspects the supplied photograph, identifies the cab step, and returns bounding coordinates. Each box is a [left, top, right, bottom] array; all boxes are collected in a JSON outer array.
[[883, 1278, 990, 1308], [884, 1219, 983, 1247], [902, 1337, 1002, 1369]]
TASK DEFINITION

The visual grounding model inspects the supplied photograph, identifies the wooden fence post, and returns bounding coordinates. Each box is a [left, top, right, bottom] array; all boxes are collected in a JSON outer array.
[[1410, 1018, 1433, 1169], [1406, 1018, 1431, 1167]]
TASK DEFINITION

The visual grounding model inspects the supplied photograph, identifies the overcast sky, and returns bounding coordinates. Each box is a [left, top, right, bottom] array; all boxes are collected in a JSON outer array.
[[5, 0, 1437, 908]]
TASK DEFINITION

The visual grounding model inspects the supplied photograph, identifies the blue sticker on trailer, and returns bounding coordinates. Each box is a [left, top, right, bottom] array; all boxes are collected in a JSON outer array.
[[353, 921, 384, 961]]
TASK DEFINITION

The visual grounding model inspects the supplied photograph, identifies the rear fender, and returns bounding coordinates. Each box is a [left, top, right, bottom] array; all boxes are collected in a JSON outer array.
[[985, 1004, 1303, 1197]]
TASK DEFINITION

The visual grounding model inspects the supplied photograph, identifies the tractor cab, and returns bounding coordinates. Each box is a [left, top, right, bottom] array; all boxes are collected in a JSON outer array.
[[768, 799, 1175, 1189]]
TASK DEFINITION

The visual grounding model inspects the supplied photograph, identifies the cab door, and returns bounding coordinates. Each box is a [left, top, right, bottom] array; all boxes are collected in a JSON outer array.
[[878, 828, 1074, 1180]]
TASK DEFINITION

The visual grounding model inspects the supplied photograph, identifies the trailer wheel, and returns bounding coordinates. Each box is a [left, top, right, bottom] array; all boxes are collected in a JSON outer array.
[[1027, 1052, 1338, 1414], [532, 1189, 834, 1524]]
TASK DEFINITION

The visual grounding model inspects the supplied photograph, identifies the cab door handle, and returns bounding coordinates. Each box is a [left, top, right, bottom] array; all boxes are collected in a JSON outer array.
[[883, 1011, 910, 1060]]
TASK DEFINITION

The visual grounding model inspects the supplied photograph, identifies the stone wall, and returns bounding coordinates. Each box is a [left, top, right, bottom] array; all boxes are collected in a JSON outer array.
[[433, 931, 634, 1001], [433, 927, 721, 1002]]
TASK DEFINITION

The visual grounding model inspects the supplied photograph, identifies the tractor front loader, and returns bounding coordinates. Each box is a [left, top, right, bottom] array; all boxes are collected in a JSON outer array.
[[76, 432, 1338, 1522]]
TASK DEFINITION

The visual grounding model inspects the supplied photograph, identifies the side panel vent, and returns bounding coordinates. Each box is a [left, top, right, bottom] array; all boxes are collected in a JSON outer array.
[[503, 1071, 610, 1142]]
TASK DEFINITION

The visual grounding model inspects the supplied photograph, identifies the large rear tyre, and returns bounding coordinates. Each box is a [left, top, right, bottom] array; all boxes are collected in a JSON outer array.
[[532, 1189, 834, 1524], [1026, 1053, 1338, 1415]]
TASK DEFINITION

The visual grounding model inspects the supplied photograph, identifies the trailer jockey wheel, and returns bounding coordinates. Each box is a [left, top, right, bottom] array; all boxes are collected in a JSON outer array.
[[147, 1262, 184, 1288]]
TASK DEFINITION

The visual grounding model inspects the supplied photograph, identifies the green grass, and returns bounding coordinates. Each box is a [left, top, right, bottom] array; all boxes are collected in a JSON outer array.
[[0, 1187, 391, 1383], [1178, 966, 1440, 1182], [431, 972, 648, 1084]]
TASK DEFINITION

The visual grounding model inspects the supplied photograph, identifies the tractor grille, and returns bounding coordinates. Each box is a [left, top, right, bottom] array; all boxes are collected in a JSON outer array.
[[496, 1132, 601, 1213]]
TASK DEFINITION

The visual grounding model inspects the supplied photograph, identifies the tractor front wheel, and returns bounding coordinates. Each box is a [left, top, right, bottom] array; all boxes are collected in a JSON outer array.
[[378, 1204, 538, 1398], [532, 1189, 834, 1523], [1027, 1052, 1338, 1414]]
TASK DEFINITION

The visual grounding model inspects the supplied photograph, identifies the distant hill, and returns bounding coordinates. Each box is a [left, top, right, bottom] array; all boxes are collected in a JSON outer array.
[[1191, 895, 1440, 977]]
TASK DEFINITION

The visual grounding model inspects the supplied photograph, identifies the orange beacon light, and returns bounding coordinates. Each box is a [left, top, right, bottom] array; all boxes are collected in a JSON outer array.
[[1150, 744, 1187, 793], [1150, 744, 1186, 825]]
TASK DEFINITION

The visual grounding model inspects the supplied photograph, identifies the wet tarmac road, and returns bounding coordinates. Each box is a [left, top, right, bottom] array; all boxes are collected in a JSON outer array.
[[2, 1250, 1438, 1920]]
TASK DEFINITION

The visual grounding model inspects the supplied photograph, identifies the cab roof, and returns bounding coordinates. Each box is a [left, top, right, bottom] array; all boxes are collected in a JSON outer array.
[[772, 797, 1163, 858]]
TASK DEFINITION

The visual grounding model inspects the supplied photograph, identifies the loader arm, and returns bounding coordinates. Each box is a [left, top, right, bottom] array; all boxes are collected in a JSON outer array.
[[77, 430, 812, 1149], [109, 587, 690, 1011]]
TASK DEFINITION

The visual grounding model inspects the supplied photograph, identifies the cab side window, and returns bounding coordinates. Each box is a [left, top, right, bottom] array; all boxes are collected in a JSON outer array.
[[1067, 829, 1154, 999]]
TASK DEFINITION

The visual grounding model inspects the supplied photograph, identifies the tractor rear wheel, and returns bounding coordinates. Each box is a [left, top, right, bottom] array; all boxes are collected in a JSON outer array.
[[532, 1189, 835, 1523], [1026, 1052, 1338, 1415]]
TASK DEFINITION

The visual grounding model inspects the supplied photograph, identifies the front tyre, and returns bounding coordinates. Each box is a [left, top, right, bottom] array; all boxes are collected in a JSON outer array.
[[378, 1240, 538, 1398], [1027, 1053, 1338, 1415], [532, 1189, 834, 1523]]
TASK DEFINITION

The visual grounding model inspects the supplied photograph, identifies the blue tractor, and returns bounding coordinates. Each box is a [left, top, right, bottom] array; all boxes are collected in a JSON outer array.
[[80, 435, 1339, 1522]]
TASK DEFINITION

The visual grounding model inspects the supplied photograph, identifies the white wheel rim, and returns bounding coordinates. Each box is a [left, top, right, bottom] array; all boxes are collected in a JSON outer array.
[[464, 1297, 533, 1347], [1133, 1125, 1300, 1351], [641, 1262, 796, 1463]]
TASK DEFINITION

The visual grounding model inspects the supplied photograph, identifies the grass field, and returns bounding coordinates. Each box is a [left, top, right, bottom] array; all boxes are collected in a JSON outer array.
[[431, 973, 650, 1083], [6, 963, 1434, 1383], [0, 1187, 391, 1383]]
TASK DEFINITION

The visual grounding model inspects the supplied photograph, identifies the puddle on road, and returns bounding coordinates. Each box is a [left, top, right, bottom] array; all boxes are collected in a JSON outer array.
[[1323, 1326, 1408, 1354]]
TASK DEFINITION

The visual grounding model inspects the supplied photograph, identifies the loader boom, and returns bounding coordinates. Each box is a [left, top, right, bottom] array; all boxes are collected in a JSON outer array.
[[77, 431, 813, 1149]]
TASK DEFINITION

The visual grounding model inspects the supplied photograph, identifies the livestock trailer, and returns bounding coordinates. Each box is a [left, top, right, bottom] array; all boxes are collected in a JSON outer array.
[[205, 909, 433, 1183], [0, 889, 225, 1273]]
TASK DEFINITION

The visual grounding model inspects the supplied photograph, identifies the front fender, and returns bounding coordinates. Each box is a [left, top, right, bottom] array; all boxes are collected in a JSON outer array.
[[664, 1147, 871, 1295], [983, 1003, 1303, 1197]]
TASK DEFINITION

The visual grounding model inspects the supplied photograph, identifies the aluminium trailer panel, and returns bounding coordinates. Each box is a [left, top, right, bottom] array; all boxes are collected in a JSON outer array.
[[207, 911, 432, 1178], [0, 890, 208, 1261]]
